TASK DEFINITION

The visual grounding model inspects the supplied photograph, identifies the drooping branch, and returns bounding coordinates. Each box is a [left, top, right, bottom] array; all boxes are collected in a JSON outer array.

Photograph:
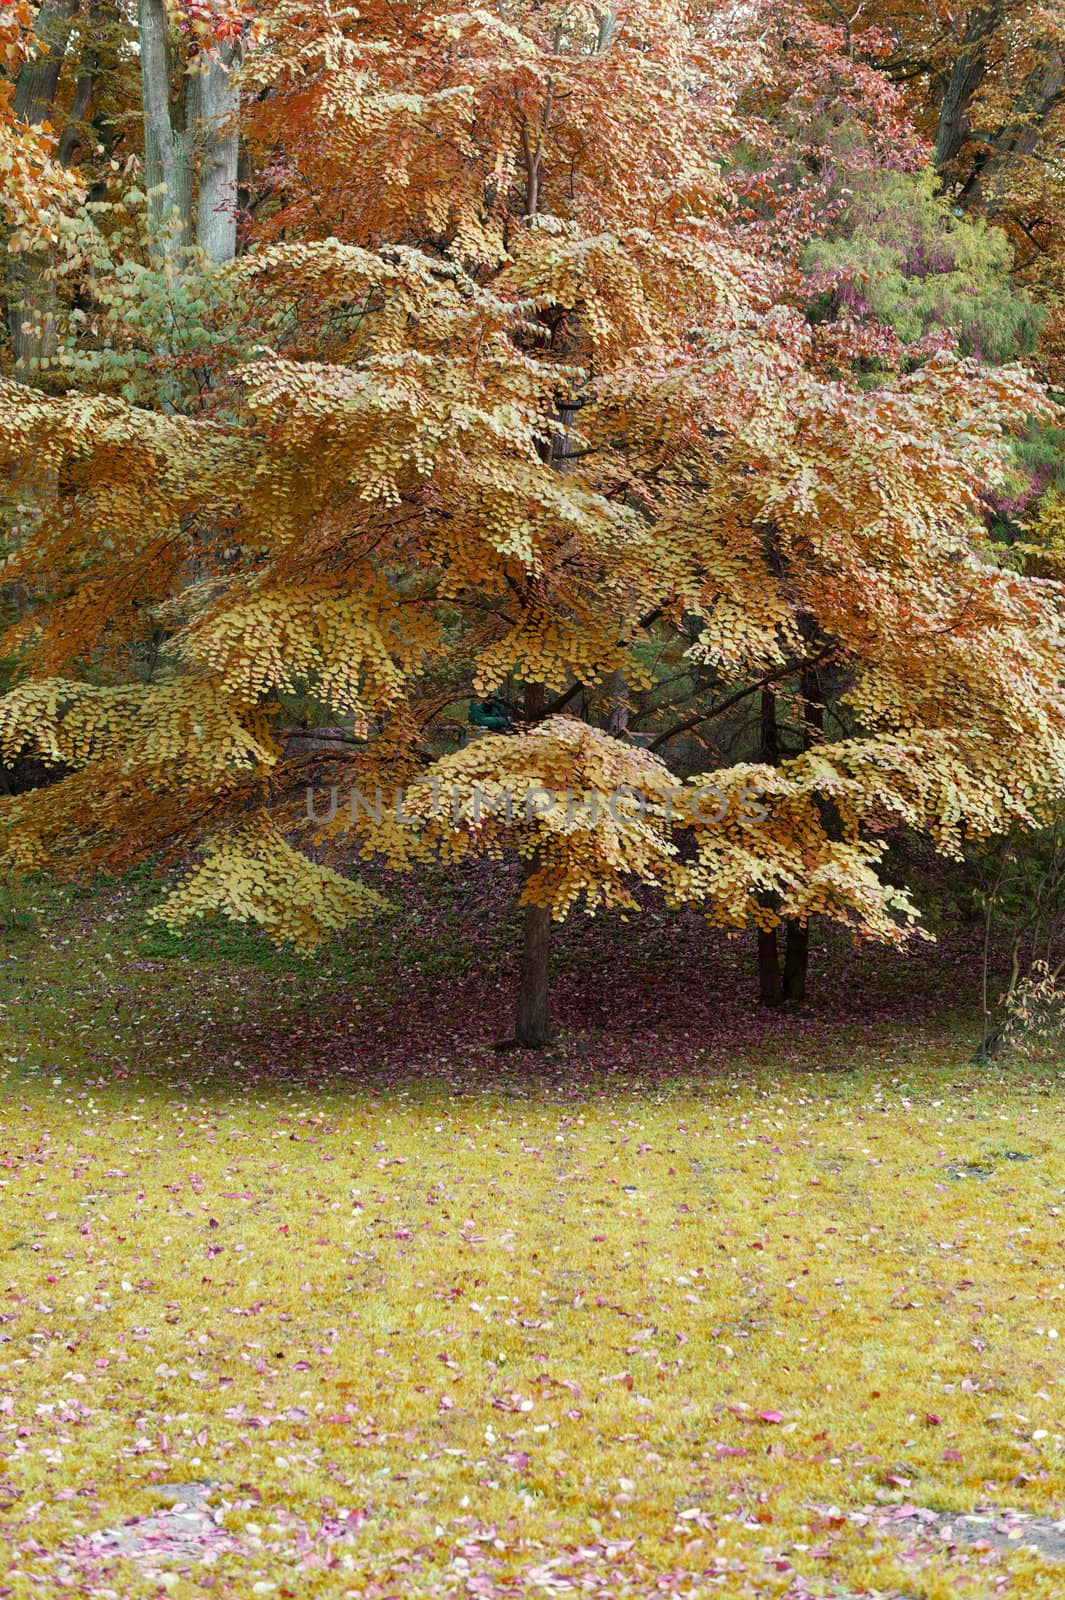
[[529, 605, 666, 724]]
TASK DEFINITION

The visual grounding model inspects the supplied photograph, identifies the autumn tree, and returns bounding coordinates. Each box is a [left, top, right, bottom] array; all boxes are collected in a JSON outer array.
[[0, 2, 1063, 1047], [1, 1, 88, 378], [803, 4, 1065, 332]]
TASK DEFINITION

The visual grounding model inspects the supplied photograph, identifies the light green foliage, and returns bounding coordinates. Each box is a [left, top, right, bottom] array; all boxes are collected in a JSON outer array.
[[804, 168, 1042, 363], [46, 201, 254, 409]]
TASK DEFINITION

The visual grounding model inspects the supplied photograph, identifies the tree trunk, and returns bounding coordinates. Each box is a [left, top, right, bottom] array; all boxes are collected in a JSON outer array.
[[515, 883, 554, 1048], [603, 667, 629, 736], [196, 38, 242, 263], [781, 655, 824, 1007], [755, 665, 822, 1009], [754, 688, 784, 1003], [512, 681, 554, 1048], [758, 928, 784, 1007], [782, 920, 809, 1006], [138, 0, 193, 267], [933, 2, 1005, 173], [57, 31, 100, 169], [8, 0, 80, 379], [12, 0, 79, 125], [508, 383, 576, 1048], [759, 685, 779, 763], [965, 45, 1065, 213], [9, 250, 56, 380]]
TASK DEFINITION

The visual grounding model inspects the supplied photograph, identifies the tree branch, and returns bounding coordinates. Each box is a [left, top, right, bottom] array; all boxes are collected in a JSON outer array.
[[649, 645, 837, 753]]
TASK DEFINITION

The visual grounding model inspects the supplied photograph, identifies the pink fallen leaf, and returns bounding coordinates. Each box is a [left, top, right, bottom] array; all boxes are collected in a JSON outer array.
[[492, 1391, 534, 1412]]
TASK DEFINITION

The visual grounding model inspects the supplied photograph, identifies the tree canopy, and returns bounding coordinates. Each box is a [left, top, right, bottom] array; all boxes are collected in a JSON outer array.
[[1, 0, 1064, 1042]]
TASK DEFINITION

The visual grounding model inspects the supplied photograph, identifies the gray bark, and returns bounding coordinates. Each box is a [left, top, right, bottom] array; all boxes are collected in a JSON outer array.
[[138, 0, 193, 265], [968, 45, 1065, 213], [196, 38, 242, 263], [13, 0, 79, 125]]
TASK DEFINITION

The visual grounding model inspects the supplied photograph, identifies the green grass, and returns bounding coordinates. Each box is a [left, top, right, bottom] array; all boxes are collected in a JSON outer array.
[[0, 881, 1064, 1595]]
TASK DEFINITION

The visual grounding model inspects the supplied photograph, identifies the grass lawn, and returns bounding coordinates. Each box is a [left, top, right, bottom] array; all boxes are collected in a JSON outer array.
[[0, 874, 1063, 1596]]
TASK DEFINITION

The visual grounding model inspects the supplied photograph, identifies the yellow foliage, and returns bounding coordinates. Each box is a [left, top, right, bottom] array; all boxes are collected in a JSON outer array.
[[389, 717, 679, 918], [152, 822, 389, 946], [0, 0, 1062, 954]]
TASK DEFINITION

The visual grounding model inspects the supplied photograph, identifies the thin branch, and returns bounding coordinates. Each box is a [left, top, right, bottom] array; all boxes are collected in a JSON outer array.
[[649, 645, 836, 753]]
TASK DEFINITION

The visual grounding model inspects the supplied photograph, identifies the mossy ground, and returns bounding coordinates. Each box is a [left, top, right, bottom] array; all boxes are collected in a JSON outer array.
[[0, 875, 1063, 1596]]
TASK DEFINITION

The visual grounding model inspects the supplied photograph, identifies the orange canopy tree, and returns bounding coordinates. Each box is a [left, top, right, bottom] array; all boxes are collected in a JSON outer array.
[[0, 1, 1063, 1046]]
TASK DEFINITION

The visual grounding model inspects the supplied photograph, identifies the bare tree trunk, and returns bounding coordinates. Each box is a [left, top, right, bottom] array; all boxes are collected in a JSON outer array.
[[758, 929, 784, 1007], [196, 38, 242, 263], [138, 0, 193, 267], [12, 0, 79, 124], [516, 871, 554, 1048], [782, 921, 809, 1005], [513, 681, 554, 1048], [140, 3, 245, 268], [759, 685, 779, 764]]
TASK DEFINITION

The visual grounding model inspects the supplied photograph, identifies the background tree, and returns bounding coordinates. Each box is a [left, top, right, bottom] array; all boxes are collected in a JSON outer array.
[[805, 4, 1065, 351], [138, 0, 245, 269], [1, 1, 88, 378]]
